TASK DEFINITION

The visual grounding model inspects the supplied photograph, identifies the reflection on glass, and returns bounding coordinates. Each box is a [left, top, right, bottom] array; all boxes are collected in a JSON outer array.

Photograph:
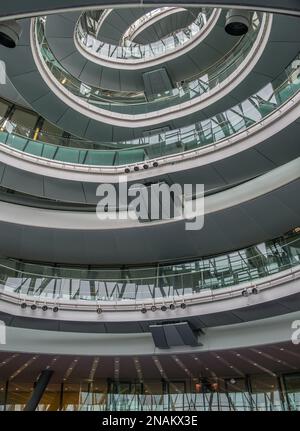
[[0, 231, 299, 303], [0, 374, 299, 411], [77, 9, 212, 62], [35, 12, 262, 114], [2, 25, 299, 166]]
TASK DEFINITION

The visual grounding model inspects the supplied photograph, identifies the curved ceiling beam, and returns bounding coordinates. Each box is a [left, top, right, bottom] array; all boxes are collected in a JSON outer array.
[[73, 9, 220, 70], [121, 7, 189, 44], [0, 312, 298, 353], [0, 156, 298, 230], [0, 87, 298, 183], [0, 1, 300, 22], [0, 157, 298, 264]]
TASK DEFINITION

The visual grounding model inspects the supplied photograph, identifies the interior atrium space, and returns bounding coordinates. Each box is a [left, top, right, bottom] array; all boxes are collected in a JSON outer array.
[[0, 0, 300, 418]]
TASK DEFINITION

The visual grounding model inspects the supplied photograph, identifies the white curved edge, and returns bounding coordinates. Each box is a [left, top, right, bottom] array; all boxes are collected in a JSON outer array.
[[73, 9, 221, 70], [122, 7, 189, 44], [0, 310, 297, 356], [0, 261, 300, 315], [0, 75, 298, 183], [31, 13, 271, 127], [0, 2, 300, 22], [0, 155, 298, 230], [95, 8, 113, 36]]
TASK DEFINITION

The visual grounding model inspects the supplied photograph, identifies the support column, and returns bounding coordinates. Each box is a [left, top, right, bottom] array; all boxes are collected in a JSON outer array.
[[245, 375, 255, 411], [59, 382, 64, 411], [3, 380, 9, 411], [24, 369, 54, 411]]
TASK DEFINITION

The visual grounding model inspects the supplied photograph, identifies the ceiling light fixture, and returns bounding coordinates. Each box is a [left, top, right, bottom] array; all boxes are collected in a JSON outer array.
[[0, 20, 22, 48]]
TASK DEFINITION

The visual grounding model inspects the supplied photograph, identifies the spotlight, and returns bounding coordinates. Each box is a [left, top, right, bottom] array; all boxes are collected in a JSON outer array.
[[0, 20, 22, 48], [225, 10, 251, 36], [141, 307, 147, 314], [180, 302, 186, 309], [20, 302, 27, 309], [230, 378, 236, 385], [125, 168, 130, 173], [96, 307, 103, 314], [252, 287, 258, 294], [53, 306, 59, 312], [161, 305, 167, 312], [143, 164, 149, 170], [151, 305, 157, 312], [31, 304, 37, 310], [153, 161, 159, 168], [134, 166, 139, 171], [169, 303, 176, 310], [42, 305, 48, 311]]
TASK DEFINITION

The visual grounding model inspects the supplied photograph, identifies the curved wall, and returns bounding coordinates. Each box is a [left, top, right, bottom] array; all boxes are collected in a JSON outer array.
[[0, 158, 299, 264], [0, 311, 297, 355], [0, 1, 300, 22]]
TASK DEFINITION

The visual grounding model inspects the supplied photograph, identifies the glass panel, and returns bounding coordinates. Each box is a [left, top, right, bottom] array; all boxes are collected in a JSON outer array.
[[4, 25, 299, 167], [0, 375, 296, 411], [10, 109, 38, 135], [0, 231, 299, 303], [284, 373, 300, 411], [251, 375, 282, 411]]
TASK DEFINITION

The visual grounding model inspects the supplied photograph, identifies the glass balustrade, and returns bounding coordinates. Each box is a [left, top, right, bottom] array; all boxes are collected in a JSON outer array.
[[2, 49, 300, 166], [120, 7, 186, 45], [76, 9, 213, 62], [1, 374, 297, 411], [77, 391, 283, 411], [35, 13, 263, 115], [0, 231, 299, 303], [80, 9, 112, 38]]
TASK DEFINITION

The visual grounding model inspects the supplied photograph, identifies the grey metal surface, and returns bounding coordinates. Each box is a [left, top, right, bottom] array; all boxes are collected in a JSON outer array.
[[0, 118, 299, 204], [0, 1, 300, 21], [43, 9, 236, 91], [0, 310, 299, 355], [2, 11, 298, 141], [0, 163, 299, 264]]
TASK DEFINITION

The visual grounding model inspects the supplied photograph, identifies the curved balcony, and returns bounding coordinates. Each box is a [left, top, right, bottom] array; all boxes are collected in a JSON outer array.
[[0, 231, 299, 308], [34, 13, 263, 110], [32, 12, 269, 127], [1, 51, 299, 168], [75, 9, 217, 69], [80, 9, 113, 39], [120, 7, 189, 45], [0, 0, 300, 22]]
